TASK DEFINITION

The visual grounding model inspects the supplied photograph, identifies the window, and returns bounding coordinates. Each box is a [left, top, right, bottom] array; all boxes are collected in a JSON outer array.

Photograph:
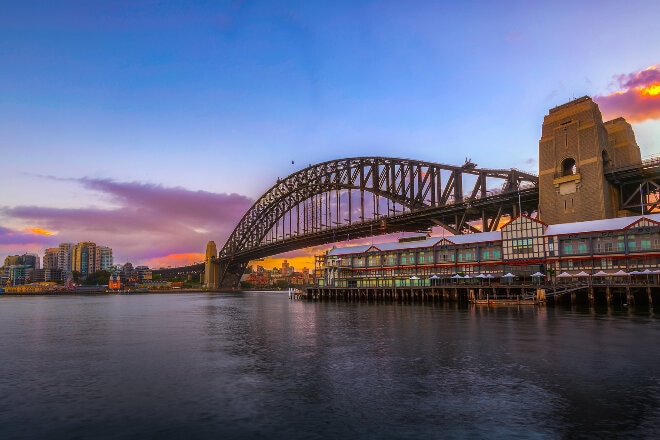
[[562, 158, 577, 176], [513, 238, 533, 252], [577, 241, 587, 254], [563, 244, 573, 255]]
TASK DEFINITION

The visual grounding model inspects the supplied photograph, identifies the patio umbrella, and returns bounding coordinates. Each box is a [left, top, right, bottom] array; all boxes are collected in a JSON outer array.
[[450, 274, 463, 279], [557, 272, 572, 278], [641, 269, 653, 274], [575, 271, 590, 277], [593, 271, 609, 276], [430, 275, 439, 279], [502, 273, 515, 278], [531, 272, 545, 277], [476, 274, 486, 278], [612, 270, 629, 276], [410, 276, 420, 279]]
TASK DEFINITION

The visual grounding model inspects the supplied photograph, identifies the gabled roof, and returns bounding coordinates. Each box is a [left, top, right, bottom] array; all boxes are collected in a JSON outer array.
[[545, 213, 660, 236], [500, 214, 547, 230]]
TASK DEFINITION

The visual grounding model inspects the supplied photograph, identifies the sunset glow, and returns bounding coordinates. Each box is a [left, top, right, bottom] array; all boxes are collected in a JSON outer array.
[[25, 227, 55, 236], [594, 65, 660, 123], [641, 84, 660, 96], [147, 253, 205, 269]]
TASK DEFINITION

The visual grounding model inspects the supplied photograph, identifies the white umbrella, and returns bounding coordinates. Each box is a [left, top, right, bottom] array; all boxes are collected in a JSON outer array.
[[502, 273, 515, 278], [476, 274, 486, 278], [575, 271, 590, 277], [410, 276, 420, 279], [641, 269, 653, 274], [557, 272, 572, 278], [463, 275, 471, 279], [451, 274, 463, 279], [593, 270, 609, 276], [531, 272, 545, 277], [430, 275, 439, 279], [486, 274, 495, 278], [613, 270, 629, 276], [629, 270, 641, 275]]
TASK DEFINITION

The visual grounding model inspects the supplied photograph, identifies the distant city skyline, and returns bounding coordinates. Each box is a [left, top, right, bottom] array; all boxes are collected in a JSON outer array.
[[1, 1, 659, 269]]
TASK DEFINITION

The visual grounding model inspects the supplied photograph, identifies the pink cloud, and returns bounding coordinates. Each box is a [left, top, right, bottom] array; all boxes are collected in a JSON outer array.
[[594, 65, 660, 123], [1, 178, 253, 265]]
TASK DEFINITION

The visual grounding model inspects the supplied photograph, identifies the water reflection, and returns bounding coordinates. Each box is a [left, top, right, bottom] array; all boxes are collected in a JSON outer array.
[[0, 293, 657, 439]]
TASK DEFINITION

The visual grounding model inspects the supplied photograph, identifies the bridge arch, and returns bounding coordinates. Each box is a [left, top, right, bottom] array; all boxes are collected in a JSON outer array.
[[213, 157, 537, 287]]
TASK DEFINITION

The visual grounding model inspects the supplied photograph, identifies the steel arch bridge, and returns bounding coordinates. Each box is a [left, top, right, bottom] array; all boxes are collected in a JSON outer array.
[[211, 157, 538, 288]]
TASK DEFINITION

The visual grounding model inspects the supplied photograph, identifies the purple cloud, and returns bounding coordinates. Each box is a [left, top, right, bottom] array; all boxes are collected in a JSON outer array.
[[1, 178, 254, 264]]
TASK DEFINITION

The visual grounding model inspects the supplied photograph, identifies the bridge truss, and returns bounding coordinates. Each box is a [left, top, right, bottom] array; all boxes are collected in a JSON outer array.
[[214, 157, 538, 287], [605, 157, 660, 213]]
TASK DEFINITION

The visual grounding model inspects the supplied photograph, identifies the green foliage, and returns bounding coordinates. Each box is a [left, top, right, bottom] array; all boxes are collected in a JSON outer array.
[[84, 270, 111, 285], [240, 280, 253, 289], [152, 273, 162, 280], [274, 280, 289, 290], [71, 270, 82, 282]]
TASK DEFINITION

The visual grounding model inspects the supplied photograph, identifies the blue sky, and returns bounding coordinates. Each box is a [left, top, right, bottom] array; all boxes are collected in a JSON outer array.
[[1, 0, 659, 267]]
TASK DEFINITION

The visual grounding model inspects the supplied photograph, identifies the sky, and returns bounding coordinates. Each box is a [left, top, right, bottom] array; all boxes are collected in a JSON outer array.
[[1, 0, 660, 270]]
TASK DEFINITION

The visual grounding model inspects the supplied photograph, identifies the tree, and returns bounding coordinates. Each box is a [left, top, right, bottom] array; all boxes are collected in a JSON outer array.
[[84, 270, 111, 286], [71, 270, 82, 283]]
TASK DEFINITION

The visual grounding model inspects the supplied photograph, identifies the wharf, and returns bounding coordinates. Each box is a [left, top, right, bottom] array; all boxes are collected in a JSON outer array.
[[302, 283, 660, 306]]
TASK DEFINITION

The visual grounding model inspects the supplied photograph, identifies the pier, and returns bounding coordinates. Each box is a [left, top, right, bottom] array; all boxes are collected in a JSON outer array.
[[302, 282, 660, 306]]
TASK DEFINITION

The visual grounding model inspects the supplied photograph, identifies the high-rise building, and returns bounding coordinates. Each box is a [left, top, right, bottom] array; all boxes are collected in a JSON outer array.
[[95, 246, 113, 271], [58, 243, 74, 273], [4, 253, 39, 269], [72, 241, 96, 276], [43, 248, 59, 270]]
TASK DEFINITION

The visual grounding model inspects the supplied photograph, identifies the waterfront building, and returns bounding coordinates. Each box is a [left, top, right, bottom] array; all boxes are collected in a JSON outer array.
[[58, 243, 74, 273], [43, 248, 59, 270], [317, 214, 660, 287], [3, 253, 39, 269], [95, 246, 114, 271], [72, 242, 96, 276], [135, 266, 152, 282], [31, 268, 65, 283]]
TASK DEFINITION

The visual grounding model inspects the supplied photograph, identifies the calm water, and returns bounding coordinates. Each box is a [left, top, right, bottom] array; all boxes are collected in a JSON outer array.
[[0, 293, 657, 439]]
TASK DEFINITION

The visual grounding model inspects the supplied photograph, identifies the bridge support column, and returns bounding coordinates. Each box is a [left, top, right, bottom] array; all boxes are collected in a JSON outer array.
[[648, 287, 653, 307]]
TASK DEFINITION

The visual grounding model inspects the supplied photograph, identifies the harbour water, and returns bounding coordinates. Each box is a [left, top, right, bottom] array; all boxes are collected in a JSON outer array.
[[0, 292, 657, 439]]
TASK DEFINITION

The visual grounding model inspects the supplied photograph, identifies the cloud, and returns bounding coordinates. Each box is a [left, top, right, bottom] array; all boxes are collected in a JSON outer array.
[[0, 225, 58, 246], [1, 178, 253, 265], [594, 65, 660, 123]]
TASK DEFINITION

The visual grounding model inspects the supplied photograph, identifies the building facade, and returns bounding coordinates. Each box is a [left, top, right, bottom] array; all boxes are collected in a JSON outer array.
[[317, 214, 660, 287]]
